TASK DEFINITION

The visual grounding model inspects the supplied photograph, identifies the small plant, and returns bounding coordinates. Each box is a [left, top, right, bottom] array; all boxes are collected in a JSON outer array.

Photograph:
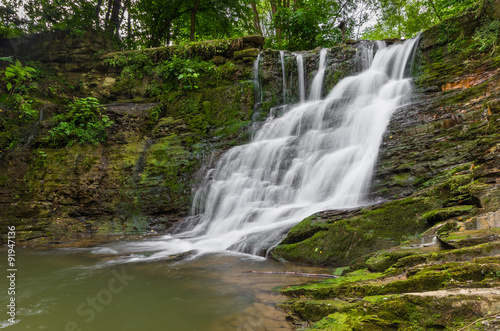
[[178, 67, 200, 90], [46, 97, 113, 147], [164, 56, 203, 90], [33, 149, 48, 170], [2, 59, 37, 97], [7, 93, 38, 121]]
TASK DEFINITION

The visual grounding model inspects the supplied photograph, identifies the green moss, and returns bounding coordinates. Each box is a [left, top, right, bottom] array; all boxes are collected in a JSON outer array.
[[234, 48, 259, 59], [272, 197, 439, 266], [421, 205, 476, 225], [366, 250, 418, 272]]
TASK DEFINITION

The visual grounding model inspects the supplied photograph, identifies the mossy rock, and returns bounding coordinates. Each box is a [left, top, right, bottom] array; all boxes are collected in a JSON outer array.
[[271, 197, 440, 267], [421, 205, 476, 225], [366, 250, 422, 272], [233, 48, 260, 60], [438, 228, 500, 248]]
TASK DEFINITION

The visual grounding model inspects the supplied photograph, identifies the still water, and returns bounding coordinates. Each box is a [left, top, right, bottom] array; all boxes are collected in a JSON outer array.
[[0, 240, 329, 330]]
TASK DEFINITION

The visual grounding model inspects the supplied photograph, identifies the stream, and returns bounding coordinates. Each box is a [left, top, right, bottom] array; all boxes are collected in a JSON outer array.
[[0, 243, 329, 330]]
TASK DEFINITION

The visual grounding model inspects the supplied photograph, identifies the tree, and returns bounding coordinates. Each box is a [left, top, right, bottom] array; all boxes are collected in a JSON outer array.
[[130, 0, 253, 47], [0, 1, 26, 38], [261, 0, 374, 50], [363, 0, 479, 39]]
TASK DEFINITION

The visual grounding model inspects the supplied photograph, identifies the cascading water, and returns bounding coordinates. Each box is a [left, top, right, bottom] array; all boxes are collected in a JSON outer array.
[[252, 53, 263, 120], [279, 51, 287, 104], [296, 54, 306, 103], [309, 48, 328, 100], [129, 37, 420, 260]]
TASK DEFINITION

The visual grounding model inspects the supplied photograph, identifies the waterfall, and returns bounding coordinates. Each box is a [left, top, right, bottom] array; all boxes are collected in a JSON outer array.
[[252, 53, 262, 120], [279, 51, 287, 104], [309, 48, 328, 101], [142, 37, 420, 259], [296, 54, 305, 103], [24, 105, 45, 146]]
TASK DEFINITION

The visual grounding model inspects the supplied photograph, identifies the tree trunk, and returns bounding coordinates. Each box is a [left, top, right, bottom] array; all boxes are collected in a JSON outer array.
[[251, 2, 263, 35], [95, 0, 103, 29], [127, 9, 131, 44], [104, 0, 113, 23], [338, 20, 346, 43], [190, 0, 201, 41], [117, 3, 127, 36], [107, 0, 121, 34]]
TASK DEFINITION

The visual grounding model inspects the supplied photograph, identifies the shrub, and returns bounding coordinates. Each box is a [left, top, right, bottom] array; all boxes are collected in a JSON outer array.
[[46, 97, 113, 147]]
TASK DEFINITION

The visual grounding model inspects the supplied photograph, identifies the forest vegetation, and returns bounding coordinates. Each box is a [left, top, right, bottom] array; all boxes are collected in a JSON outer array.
[[0, 0, 482, 51]]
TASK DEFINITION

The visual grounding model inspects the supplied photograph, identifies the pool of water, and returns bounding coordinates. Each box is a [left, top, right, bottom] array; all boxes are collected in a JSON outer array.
[[0, 240, 330, 330]]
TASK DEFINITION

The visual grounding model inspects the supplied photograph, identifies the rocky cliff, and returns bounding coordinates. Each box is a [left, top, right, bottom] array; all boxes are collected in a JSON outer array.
[[0, 30, 376, 245], [0, 35, 266, 244], [271, 1, 500, 329]]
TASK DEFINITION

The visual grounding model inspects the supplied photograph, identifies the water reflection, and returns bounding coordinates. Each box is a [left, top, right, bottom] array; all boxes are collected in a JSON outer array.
[[0, 246, 330, 330]]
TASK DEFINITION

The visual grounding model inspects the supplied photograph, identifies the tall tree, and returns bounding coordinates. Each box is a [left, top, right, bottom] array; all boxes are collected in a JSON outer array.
[[363, 0, 478, 40], [251, 1, 263, 35], [190, 0, 201, 41], [107, 0, 121, 34]]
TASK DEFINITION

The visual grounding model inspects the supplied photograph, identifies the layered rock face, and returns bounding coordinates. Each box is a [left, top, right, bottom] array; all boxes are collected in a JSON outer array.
[[271, 1, 500, 329], [0, 35, 265, 243], [272, 0, 500, 267], [0, 32, 374, 245]]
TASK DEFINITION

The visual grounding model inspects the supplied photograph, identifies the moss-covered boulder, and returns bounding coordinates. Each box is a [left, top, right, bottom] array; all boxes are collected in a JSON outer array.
[[234, 48, 260, 59]]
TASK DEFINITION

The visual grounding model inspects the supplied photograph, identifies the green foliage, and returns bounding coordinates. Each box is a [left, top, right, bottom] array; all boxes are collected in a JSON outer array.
[[0, 3, 25, 38], [22, 0, 96, 34], [364, 0, 479, 39], [473, 18, 500, 52], [46, 97, 113, 147], [164, 55, 206, 90], [273, 4, 333, 50], [33, 149, 48, 171], [2, 59, 37, 95], [109, 49, 240, 97], [7, 93, 38, 121], [131, 0, 252, 48]]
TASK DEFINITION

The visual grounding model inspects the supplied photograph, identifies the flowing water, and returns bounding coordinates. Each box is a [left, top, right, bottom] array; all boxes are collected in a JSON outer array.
[[296, 54, 305, 103], [163, 37, 420, 258], [1, 38, 420, 330], [252, 53, 262, 115], [0, 247, 328, 330], [279, 51, 287, 104], [308, 48, 328, 101]]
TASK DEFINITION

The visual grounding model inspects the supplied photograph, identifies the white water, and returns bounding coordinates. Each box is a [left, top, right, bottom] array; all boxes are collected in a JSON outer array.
[[252, 53, 262, 119], [122, 38, 419, 260], [309, 48, 328, 100], [280, 51, 287, 104], [296, 54, 306, 103]]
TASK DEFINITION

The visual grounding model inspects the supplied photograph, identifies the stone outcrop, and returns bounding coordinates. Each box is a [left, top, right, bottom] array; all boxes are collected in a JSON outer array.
[[271, 0, 500, 268], [271, 1, 500, 328], [0, 35, 262, 244]]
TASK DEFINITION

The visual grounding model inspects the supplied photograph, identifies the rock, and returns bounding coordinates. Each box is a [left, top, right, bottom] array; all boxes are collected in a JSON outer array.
[[213, 55, 226, 65], [242, 35, 265, 46], [234, 48, 260, 60], [101, 76, 116, 88], [465, 210, 500, 229], [438, 228, 500, 248], [64, 62, 84, 72]]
